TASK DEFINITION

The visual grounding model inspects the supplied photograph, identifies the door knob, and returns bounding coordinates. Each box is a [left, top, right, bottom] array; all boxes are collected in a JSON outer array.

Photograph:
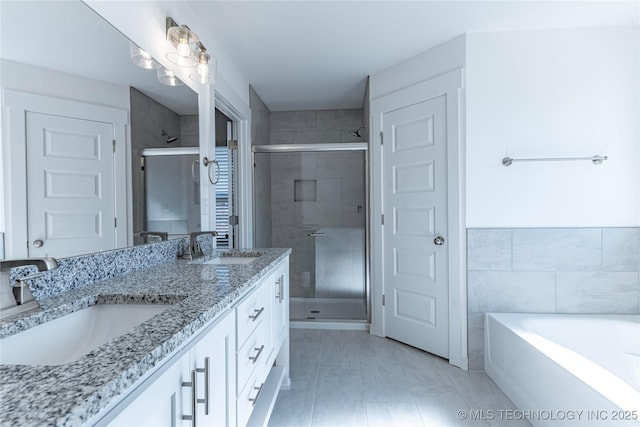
[[433, 235, 445, 246], [33, 239, 44, 248]]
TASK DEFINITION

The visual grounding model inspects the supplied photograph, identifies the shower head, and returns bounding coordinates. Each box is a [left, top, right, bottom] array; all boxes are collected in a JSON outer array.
[[161, 130, 179, 144], [349, 126, 366, 138]]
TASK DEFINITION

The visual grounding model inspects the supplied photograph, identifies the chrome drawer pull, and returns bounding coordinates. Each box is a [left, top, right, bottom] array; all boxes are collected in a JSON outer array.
[[181, 369, 197, 426], [248, 383, 264, 407], [248, 307, 264, 321], [194, 357, 210, 415], [278, 275, 285, 303], [249, 344, 265, 364]]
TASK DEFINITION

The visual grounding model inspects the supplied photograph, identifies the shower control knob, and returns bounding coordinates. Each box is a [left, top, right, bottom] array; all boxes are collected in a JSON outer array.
[[433, 235, 445, 246], [33, 239, 44, 248]]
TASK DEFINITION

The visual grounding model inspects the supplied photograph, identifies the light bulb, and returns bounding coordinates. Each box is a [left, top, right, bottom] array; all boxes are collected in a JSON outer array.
[[197, 62, 209, 77], [177, 40, 191, 58]]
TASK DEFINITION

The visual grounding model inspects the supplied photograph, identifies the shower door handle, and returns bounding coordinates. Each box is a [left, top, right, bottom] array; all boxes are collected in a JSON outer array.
[[307, 232, 326, 237]]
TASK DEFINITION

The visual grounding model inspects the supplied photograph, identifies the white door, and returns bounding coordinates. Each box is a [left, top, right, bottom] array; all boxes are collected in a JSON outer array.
[[382, 95, 449, 358], [26, 112, 116, 257]]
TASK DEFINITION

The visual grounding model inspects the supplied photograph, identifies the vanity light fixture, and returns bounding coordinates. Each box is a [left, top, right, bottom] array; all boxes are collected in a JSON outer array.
[[166, 17, 198, 67], [129, 42, 161, 69], [157, 67, 184, 86], [189, 44, 217, 84]]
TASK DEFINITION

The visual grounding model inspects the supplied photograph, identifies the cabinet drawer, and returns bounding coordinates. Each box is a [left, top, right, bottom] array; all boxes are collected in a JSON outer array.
[[237, 371, 266, 427], [236, 279, 272, 348], [236, 317, 269, 393]]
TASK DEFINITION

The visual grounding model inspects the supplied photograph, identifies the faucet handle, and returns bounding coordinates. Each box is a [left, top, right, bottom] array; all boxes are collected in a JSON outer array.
[[0, 257, 58, 272]]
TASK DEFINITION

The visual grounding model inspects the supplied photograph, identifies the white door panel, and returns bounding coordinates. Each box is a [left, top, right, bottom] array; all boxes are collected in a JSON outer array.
[[383, 95, 449, 358], [27, 112, 116, 257]]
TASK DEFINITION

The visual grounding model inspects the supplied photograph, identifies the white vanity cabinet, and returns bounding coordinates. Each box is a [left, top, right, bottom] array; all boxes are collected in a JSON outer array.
[[107, 309, 235, 427], [101, 256, 289, 427]]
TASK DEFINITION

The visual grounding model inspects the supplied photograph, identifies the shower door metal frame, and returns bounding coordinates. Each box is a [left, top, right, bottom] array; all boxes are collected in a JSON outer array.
[[251, 142, 371, 322]]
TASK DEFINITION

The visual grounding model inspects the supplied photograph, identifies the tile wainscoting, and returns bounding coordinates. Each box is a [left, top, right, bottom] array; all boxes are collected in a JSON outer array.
[[467, 227, 640, 371]]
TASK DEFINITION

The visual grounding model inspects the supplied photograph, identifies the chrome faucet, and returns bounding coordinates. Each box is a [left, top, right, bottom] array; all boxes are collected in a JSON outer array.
[[1, 258, 59, 315], [181, 231, 218, 260]]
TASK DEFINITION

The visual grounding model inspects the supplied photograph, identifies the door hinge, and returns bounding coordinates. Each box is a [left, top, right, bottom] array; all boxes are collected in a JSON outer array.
[[114, 218, 117, 228], [228, 139, 238, 150], [382, 294, 386, 306], [112, 139, 116, 153], [380, 131, 383, 145], [381, 214, 384, 225], [229, 215, 239, 226]]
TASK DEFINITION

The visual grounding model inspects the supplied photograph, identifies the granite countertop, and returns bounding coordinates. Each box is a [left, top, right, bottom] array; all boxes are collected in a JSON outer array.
[[0, 248, 291, 427]]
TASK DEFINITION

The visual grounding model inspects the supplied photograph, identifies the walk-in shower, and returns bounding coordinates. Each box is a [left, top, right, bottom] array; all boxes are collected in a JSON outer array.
[[138, 147, 201, 243], [252, 143, 369, 324]]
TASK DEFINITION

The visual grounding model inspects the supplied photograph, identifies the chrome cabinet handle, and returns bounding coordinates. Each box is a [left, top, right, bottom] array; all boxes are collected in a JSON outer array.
[[193, 357, 210, 415], [248, 307, 264, 321], [278, 275, 284, 303], [307, 232, 326, 237], [181, 370, 197, 426], [33, 240, 44, 248], [248, 383, 264, 407], [249, 345, 265, 364], [434, 235, 445, 246]]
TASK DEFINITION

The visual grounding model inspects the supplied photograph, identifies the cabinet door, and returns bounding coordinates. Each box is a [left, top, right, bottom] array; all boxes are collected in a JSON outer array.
[[189, 311, 236, 427], [108, 355, 190, 427]]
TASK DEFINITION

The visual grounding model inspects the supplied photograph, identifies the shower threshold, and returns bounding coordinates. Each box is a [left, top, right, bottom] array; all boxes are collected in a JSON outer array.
[[290, 297, 367, 322]]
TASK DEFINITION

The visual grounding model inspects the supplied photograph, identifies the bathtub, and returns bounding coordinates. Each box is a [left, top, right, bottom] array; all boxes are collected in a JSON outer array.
[[485, 313, 640, 427]]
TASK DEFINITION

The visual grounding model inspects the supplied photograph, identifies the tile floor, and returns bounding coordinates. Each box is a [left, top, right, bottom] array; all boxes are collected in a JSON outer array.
[[268, 329, 532, 427]]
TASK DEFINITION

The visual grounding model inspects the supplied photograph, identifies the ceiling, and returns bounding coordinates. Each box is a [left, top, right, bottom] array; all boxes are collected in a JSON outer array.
[[1, 1, 638, 114], [190, 0, 639, 111]]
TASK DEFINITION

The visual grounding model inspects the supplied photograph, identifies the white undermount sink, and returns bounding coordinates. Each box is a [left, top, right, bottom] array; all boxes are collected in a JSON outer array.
[[0, 303, 172, 366], [202, 257, 258, 265], [194, 252, 262, 265]]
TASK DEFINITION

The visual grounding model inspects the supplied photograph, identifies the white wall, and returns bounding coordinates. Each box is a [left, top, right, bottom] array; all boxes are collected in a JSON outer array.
[[370, 34, 466, 100], [466, 26, 640, 227], [0, 59, 130, 236]]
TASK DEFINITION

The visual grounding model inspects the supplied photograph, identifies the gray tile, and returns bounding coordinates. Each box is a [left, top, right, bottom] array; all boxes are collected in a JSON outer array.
[[268, 378, 315, 427], [292, 130, 341, 144], [447, 371, 517, 412], [270, 131, 294, 144], [412, 384, 473, 426], [512, 228, 602, 271], [311, 398, 366, 427], [467, 229, 512, 271], [271, 111, 317, 131], [318, 333, 362, 369], [556, 272, 639, 313], [270, 330, 534, 427], [315, 367, 362, 402], [467, 271, 556, 313], [602, 228, 640, 272], [317, 110, 363, 130], [468, 312, 485, 372], [365, 402, 424, 427]]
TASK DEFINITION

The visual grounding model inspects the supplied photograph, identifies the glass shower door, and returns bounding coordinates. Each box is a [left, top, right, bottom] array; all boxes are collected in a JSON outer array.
[[253, 146, 368, 322], [141, 149, 200, 241]]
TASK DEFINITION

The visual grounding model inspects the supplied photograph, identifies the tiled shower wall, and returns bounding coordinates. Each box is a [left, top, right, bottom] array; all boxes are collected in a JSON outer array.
[[467, 227, 640, 371], [268, 110, 365, 298]]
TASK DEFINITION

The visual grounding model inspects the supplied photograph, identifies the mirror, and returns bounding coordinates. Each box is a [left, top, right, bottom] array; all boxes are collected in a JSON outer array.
[[1, 0, 199, 255]]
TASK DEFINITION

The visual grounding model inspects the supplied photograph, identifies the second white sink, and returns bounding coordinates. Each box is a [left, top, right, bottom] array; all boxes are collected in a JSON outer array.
[[202, 257, 258, 265], [0, 303, 173, 366]]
